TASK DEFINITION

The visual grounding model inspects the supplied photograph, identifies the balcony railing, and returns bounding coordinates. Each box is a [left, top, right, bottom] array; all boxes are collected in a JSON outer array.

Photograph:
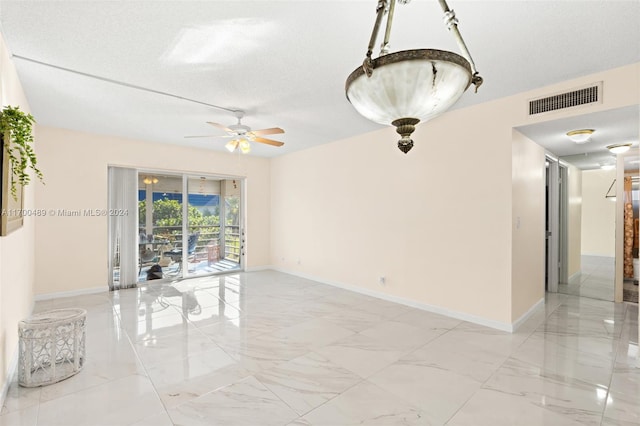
[[140, 224, 240, 262], [224, 225, 241, 262]]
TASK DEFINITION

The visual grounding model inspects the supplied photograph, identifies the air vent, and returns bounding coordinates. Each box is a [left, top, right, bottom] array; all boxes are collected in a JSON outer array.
[[528, 82, 602, 116]]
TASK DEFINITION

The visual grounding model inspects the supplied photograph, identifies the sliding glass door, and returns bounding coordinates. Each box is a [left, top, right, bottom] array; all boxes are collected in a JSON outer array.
[[134, 171, 243, 283], [137, 173, 184, 281], [185, 176, 222, 278], [223, 182, 242, 267]]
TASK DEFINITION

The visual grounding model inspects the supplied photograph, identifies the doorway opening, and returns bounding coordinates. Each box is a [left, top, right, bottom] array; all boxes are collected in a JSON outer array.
[[108, 167, 244, 289]]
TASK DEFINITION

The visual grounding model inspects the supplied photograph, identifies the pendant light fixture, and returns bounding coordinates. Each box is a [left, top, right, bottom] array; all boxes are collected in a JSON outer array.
[[345, 0, 483, 153]]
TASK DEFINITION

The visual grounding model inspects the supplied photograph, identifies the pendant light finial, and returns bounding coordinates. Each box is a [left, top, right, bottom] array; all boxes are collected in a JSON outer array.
[[392, 118, 419, 153]]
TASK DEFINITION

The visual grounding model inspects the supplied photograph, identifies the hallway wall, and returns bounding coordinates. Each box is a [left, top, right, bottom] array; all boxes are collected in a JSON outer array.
[[511, 130, 545, 322], [581, 168, 617, 256], [567, 163, 583, 278]]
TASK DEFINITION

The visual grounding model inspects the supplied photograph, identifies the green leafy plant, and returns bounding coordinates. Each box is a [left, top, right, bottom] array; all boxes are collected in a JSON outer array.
[[0, 105, 43, 200]]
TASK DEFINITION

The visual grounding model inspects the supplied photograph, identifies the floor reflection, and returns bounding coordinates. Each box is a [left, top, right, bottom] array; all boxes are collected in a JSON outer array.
[[559, 255, 615, 301]]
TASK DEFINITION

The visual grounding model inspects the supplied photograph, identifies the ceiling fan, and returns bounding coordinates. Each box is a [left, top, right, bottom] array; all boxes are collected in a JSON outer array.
[[185, 110, 284, 154]]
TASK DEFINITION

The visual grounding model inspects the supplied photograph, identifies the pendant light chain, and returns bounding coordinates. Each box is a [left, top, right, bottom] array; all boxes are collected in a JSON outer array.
[[363, 0, 389, 77], [361, 0, 482, 91], [437, 0, 483, 91], [380, 0, 397, 55]]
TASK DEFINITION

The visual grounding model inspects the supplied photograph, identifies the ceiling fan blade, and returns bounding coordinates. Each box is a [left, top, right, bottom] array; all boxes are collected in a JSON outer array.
[[250, 127, 285, 136], [206, 122, 233, 133], [253, 136, 284, 147]]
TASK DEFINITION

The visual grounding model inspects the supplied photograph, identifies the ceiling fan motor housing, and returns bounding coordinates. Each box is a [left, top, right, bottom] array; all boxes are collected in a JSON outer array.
[[229, 124, 251, 135]]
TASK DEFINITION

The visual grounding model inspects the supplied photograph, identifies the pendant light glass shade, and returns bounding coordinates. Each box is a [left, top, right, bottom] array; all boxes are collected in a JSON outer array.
[[225, 139, 239, 152], [225, 138, 253, 154], [239, 139, 251, 154], [346, 49, 472, 126]]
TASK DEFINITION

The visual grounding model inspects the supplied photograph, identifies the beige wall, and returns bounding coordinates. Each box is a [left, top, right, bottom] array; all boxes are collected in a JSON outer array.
[[271, 62, 639, 328], [271, 98, 515, 325], [581, 168, 616, 256], [566, 163, 583, 278], [511, 131, 545, 321], [0, 35, 36, 391], [34, 127, 271, 295]]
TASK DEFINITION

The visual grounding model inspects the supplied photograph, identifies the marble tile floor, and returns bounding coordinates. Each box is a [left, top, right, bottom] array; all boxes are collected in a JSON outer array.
[[1, 270, 638, 426], [559, 255, 616, 302], [624, 280, 639, 304]]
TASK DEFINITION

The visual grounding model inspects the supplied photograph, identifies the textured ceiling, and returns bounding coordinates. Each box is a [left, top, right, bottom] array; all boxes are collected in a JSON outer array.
[[0, 1, 639, 157]]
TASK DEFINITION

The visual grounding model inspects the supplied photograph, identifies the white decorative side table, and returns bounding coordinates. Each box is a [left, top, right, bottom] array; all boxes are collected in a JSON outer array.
[[18, 308, 86, 387]]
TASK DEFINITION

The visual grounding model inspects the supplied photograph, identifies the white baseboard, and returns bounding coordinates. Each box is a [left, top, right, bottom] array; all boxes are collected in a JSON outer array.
[[511, 297, 545, 332], [245, 265, 274, 272], [0, 346, 19, 409], [271, 267, 525, 333], [34, 286, 107, 301], [567, 271, 580, 283]]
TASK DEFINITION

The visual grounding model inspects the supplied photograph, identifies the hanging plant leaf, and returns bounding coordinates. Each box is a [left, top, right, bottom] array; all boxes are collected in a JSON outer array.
[[0, 105, 44, 200]]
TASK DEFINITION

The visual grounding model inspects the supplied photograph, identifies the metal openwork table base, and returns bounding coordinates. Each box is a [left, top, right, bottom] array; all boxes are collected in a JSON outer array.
[[18, 308, 86, 387]]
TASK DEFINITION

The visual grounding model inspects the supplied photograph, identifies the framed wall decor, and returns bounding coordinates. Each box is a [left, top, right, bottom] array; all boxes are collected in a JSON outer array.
[[1, 133, 24, 236]]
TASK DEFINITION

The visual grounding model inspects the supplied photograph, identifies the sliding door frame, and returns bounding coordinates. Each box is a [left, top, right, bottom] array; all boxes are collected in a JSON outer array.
[[134, 167, 245, 283]]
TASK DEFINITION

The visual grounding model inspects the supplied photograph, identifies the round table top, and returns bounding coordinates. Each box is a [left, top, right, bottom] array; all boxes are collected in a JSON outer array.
[[19, 308, 87, 328]]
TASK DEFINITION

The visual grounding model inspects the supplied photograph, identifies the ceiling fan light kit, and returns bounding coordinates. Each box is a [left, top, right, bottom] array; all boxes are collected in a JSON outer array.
[[345, 0, 483, 153]]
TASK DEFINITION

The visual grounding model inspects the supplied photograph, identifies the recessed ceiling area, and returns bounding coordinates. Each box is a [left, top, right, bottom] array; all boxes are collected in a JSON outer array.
[[515, 105, 639, 171]]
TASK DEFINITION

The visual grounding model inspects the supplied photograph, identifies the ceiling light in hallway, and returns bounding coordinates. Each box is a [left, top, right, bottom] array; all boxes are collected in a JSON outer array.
[[566, 129, 594, 144], [607, 143, 632, 154]]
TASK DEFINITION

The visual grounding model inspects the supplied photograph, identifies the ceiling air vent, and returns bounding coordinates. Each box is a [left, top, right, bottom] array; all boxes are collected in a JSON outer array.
[[528, 82, 602, 116]]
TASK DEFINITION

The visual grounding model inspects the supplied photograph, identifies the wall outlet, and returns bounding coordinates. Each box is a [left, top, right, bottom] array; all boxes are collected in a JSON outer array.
[[296, 258, 301, 265], [378, 276, 386, 285]]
